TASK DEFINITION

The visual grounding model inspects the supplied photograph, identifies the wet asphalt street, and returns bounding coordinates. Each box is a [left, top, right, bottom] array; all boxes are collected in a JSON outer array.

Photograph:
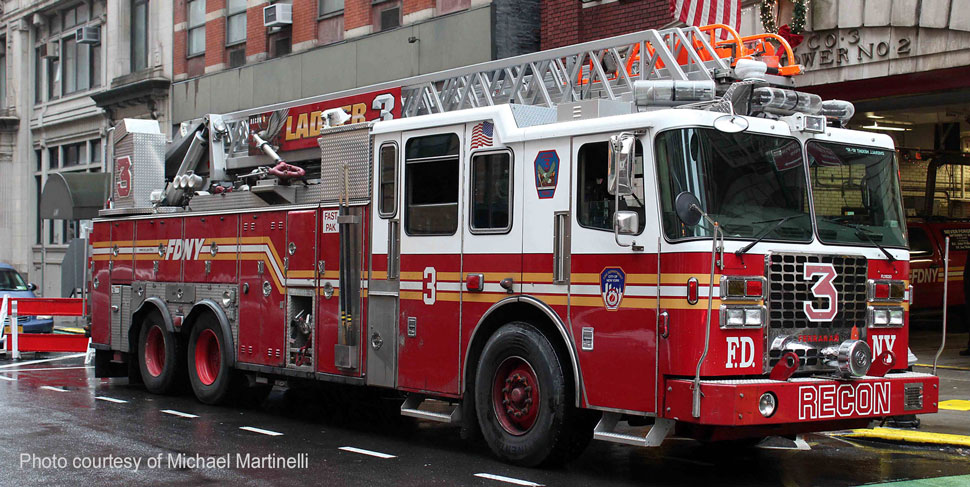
[[1, 353, 969, 487]]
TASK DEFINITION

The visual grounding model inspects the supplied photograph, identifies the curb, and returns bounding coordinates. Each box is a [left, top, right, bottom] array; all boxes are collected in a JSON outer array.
[[835, 427, 970, 448]]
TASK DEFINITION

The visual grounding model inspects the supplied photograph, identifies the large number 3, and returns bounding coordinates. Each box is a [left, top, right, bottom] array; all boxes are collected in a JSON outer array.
[[423, 267, 436, 305], [803, 263, 838, 321]]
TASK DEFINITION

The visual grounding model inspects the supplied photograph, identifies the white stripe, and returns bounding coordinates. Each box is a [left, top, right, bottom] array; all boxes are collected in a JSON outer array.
[[474, 473, 544, 487], [286, 279, 316, 287], [0, 353, 86, 369], [400, 281, 423, 291], [240, 426, 283, 436], [436, 281, 462, 292], [338, 446, 396, 459], [161, 409, 198, 418], [96, 396, 128, 404], [40, 386, 69, 392], [0, 375, 16, 381], [715, 0, 724, 27], [91, 248, 112, 255], [14, 366, 92, 371], [685, 0, 698, 25], [729, 0, 739, 31]]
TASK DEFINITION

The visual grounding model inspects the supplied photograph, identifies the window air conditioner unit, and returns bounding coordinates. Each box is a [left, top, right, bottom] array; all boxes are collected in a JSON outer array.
[[263, 4, 293, 27], [75, 26, 100, 44], [42, 40, 59, 59]]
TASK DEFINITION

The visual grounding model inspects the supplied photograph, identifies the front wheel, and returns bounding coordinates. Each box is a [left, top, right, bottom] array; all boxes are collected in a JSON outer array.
[[188, 318, 232, 405], [474, 322, 589, 466]]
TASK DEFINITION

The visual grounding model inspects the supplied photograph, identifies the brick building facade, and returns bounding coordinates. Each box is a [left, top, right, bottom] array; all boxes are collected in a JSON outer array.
[[541, 0, 674, 50]]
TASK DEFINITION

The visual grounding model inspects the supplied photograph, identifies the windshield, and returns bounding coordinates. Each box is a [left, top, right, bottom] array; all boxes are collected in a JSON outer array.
[[0, 269, 28, 291], [808, 141, 907, 248], [656, 128, 812, 242]]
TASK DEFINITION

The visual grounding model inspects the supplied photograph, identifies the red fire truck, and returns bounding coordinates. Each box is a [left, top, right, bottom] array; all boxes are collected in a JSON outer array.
[[89, 25, 937, 466]]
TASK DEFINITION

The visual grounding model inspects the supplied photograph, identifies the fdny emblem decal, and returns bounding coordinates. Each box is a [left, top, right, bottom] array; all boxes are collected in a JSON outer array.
[[534, 150, 560, 199], [600, 267, 626, 310], [115, 156, 132, 198]]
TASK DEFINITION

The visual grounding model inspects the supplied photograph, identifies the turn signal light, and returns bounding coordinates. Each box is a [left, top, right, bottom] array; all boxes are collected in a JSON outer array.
[[720, 276, 766, 301], [867, 279, 905, 302]]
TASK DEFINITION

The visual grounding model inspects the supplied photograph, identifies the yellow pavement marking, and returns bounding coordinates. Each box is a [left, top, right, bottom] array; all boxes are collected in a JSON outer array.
[[939, 400, 970, 411], [914, 364, 970, 371], [56, 328, 87, 335], [838, 427, 970, 447]]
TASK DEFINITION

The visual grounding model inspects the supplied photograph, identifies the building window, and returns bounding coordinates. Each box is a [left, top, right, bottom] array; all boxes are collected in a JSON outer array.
[[226, 0, 247, 45], [34, 47, 42, 104], [61, 33, 101, 95], [0, 51, 6, 108], [470, 151, 512, 233], [131, 0, 149, 71], [319, 0, 344, 17], [187, 0, 206, 57], [405, 133, 460, 235], [49, 147, 60, 169], [378, 143, 398, 218], [62, 4, 90, 30], [62, 142, 85, 168], [378, 3, 401, 31]]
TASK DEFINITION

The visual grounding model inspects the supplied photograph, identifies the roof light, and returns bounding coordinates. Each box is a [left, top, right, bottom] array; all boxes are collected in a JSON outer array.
[[819, 100, 855, 127], [633, 80, 715, 107], [753, 87, 822, 116]]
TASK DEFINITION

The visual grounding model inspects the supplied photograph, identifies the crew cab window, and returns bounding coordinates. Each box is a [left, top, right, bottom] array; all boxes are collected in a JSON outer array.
[[405, 134, 459, 235], [908, 227, 934, 259], [470, 151, 512, 233], [577, 141, 645, 232], [378, 143, 397, 218]]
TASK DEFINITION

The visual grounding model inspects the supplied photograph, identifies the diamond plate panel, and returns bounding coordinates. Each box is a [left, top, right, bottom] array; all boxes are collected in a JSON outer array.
[[318, 123, 373, 204], [112, 120, 166, 209]]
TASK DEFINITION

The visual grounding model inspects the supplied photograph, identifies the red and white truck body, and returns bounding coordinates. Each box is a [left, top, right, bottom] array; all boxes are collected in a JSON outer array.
[[87, 25, 937, 464]]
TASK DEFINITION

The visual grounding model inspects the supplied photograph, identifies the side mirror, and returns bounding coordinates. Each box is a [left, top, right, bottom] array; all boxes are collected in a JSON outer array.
[[675, 191, 703, 227], [608, 133, 635, 196], [27, 283, 37, 292], [615, 211, 639, 236]]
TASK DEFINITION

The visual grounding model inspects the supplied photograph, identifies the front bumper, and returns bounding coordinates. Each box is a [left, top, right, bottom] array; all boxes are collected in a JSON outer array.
[[664, 371, 938, 426]]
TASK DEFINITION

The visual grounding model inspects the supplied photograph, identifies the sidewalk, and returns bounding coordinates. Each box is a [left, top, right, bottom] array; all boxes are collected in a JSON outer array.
[[837, 329, 970, 447]]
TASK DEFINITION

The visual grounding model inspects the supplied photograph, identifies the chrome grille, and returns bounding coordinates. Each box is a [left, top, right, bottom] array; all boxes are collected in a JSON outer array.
[[766, 254, 868, 371]]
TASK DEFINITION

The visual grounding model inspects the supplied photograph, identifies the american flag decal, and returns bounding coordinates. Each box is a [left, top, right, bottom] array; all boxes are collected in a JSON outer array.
[[471, 121, 494, 149]]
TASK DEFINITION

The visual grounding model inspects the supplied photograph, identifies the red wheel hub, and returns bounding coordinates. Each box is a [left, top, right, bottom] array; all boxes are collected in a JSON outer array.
[[195, 329, 221, 386], [144, 325, 166, 377], [491, 356, 540, 435]]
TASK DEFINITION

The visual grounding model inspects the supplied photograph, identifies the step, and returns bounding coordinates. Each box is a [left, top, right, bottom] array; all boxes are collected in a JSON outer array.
[[400, 395, 462, 424], [592, 413, 674, 447]]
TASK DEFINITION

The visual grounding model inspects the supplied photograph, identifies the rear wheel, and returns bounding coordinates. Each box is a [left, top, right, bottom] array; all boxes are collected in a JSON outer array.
[[137, 312, 184, 394], [475, 321, 590, 466], [188, 318, 232, 404]]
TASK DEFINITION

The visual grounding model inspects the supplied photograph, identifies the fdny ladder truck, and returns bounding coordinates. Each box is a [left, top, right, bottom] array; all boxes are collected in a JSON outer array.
[[89, 25, 937, 466]]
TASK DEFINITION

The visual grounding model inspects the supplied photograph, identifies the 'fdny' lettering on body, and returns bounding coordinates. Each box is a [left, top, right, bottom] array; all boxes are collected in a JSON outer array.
[[798, 381, 891, 420], [165, 238, 206, 260]]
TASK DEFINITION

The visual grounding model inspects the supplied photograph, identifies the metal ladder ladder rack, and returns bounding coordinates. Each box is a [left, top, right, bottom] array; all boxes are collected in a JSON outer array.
[[399, 25, 736, 117]]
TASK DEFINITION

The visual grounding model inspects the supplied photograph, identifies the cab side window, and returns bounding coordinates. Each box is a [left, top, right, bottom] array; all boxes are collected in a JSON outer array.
[[405, 133, 460, 235], [470, 151, 512, 233], [908, 227, 934, 259], [576, 141, 645, 233], [378, 143, 397, 218]]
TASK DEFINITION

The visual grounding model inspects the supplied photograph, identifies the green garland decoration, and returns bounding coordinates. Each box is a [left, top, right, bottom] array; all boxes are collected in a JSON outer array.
[[761, 0, 809, 35]]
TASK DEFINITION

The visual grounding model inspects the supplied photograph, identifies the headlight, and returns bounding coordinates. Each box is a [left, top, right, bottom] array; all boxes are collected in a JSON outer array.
[[867, 306, 904, 328], [759, 392, 777, 417], [720, 305, 765, 329]]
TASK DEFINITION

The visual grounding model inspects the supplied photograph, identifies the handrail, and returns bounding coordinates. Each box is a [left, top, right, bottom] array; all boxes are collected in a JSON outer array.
[[698, 23, 748, 62], [739, 33, 802, 76]]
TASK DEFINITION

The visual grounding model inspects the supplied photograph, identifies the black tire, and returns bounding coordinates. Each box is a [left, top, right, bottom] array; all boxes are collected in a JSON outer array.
[[137, 312, 185, 394], [187, 317, 233, 405], [474, 321, 590, 466]]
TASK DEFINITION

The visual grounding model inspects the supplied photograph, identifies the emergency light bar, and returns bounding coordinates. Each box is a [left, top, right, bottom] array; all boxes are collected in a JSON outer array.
[[633, 80, 715, 107], [753, 87, 821, 116]]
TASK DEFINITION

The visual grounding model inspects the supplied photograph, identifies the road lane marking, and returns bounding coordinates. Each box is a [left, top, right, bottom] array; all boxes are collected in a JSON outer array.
[[0, 353, 86, 369], [939, 399, 970, 411], [12, 366, 93, 372], [40, 386, 69, 392], [839, 427, 970, 447], [161, 409, 198, 419], [338, 446, 395, 459], [474, 473, 543, 487], [239, 426, 283, 436], [96, 396, 128, 404], [0, 375, 16, 381], [914, 363, 970, 371]]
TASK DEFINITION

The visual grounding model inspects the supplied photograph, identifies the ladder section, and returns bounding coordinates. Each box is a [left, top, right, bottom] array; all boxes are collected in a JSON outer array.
[[399, 26, 732, 117]]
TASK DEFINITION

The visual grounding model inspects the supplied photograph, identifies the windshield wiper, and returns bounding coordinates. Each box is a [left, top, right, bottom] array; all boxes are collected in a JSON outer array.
[[735, 214, 807, 257], [821, 219, 897, 262]]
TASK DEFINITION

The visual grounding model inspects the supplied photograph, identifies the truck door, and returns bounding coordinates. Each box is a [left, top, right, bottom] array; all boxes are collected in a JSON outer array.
[[568, 134, 659, 414], [908, 224, 943, 310], [366, 137, 401, 388], [237, 211, 287, 367], [397, 126, 464, 395]]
